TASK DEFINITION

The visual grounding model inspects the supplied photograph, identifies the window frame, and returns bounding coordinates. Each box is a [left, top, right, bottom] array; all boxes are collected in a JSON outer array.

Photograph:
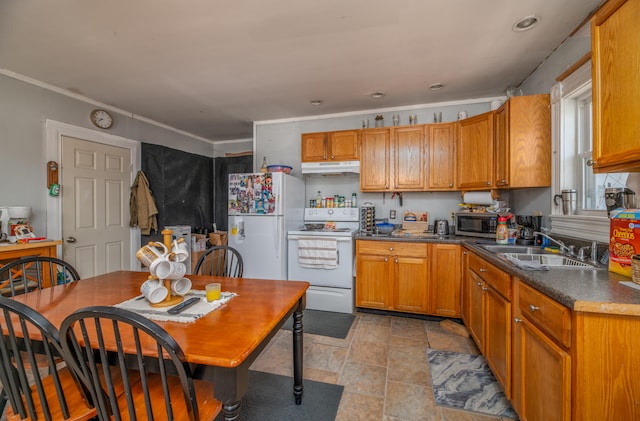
[[549, 59, 610, 243]]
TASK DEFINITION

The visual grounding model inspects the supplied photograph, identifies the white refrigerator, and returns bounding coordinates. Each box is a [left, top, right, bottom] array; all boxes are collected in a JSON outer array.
[[228, 172, 305, 280]]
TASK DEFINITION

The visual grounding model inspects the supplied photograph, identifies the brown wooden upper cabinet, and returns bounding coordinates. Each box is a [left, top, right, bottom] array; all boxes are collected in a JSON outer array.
[[427, 122, 456, 190], [456, 111, 495, 190], [301, 129, 360, 162], [591, 0, 640, 173], [360, 125, 426, 192], [494, 94, 551, 188]]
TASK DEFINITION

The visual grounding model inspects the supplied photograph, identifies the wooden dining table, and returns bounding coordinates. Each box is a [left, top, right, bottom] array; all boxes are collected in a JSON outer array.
[[12, 270, 310, 421]]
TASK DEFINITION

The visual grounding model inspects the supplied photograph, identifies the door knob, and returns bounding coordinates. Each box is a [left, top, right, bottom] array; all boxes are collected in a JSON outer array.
[[66, 237, 77, 243]]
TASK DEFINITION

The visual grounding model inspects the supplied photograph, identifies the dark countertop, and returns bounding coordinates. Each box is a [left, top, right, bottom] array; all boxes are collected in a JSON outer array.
[[355, 233, 640, 316]]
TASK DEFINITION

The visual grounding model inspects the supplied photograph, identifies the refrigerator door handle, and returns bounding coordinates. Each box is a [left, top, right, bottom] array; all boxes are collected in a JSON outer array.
[[275, 217, 281, 259]]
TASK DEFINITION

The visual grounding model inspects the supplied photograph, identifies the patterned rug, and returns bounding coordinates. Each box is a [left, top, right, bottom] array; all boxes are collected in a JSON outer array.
[[427, 349, 518, 418]]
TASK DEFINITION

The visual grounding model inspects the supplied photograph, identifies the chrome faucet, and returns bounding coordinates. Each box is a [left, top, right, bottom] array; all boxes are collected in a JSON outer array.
[[534, 232, 575, 256]]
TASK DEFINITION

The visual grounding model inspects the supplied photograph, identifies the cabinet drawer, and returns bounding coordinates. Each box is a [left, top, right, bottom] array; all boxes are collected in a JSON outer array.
[[357, 240, 427, 258], [468, 252, 512, 299], [518, 281, 571, 348]]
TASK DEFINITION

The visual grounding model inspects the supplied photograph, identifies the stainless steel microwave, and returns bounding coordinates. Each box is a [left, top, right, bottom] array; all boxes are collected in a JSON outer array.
[[454, 212, 498, 238]]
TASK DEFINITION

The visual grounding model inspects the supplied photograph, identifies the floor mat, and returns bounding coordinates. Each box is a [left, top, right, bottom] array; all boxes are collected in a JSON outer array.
[[281, 309, 355, 339], [215, 370, 343, 421], [427, 348, 518, 419]]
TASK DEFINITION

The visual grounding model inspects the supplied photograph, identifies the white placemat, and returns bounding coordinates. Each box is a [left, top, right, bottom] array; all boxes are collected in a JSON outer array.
[[114, 290, 237, 323], [620, 281, 640, 291]]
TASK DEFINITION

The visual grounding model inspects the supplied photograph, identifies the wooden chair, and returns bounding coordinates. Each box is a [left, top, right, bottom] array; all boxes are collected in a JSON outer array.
[[60, 306, 222, 421], [0, 296, 97, 421], [0, 256, 80, 297], [193, 245, 243, 277]]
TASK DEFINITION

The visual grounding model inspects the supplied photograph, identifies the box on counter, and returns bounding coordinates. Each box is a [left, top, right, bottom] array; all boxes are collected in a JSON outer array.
[[609, 209, 640, 278], [402, 211, 429, 233]]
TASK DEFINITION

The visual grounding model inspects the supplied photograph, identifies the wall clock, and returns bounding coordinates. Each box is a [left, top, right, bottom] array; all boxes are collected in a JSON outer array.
[[90, 109, 114, 129]]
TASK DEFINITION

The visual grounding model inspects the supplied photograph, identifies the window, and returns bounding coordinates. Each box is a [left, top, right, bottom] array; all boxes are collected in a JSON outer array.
[[550, 59, 617, 242]]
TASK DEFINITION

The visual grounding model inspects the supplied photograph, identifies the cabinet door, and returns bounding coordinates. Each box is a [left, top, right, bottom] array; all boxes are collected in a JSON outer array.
[[393, 126, 426, 191], [301, 132, 328, 162], [494, 103, 509, 187], [329, 130, 359, 161], [393, 255, 429, 314], [427, 123, 456, 190], [467, 270, 485, 352], [505, 95, 551, 187], [514, 317, 571, 421], [460, 250, 470, 325], [592, 0, 640, 172], [360, 128, 391, 191], [429, 244, 461, 317], [484, 286, 512, 399], [356, 253, 390, 309], [456, 112, 494, 189]]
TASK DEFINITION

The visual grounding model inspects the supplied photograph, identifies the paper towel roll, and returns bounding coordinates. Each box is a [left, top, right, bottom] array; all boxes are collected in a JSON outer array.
[[463, 191, 494, 205]]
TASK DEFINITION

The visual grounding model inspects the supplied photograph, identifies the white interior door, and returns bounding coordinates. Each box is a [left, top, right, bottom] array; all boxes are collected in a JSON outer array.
[[61, 136, 131, 278]]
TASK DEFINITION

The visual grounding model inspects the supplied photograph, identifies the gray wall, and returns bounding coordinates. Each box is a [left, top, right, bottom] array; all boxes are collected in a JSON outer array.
[[0, 73, 215, 235]]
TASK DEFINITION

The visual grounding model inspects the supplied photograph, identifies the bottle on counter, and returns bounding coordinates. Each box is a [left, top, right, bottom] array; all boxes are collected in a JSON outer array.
[[316, 191, 322, 208], [352, 193, 357, 208], [496, 215, 509, 245], [260, 157, 268, 173]]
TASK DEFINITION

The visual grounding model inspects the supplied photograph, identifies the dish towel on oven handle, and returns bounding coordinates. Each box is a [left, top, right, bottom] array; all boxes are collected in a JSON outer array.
[[297, 238, 339, 269]]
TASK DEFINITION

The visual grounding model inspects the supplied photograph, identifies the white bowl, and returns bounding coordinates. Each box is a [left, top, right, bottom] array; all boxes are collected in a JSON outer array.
[[8, 206, 31, 219]]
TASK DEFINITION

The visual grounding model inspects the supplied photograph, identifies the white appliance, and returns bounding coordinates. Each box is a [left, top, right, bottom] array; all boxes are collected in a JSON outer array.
[[287, 208, 359, 314], [300, 160, 360, 175], [228, 172, 305, 280]]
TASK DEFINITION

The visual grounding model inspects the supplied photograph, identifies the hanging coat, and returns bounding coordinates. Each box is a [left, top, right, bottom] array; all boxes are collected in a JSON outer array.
[[129, 170, 158, 235]]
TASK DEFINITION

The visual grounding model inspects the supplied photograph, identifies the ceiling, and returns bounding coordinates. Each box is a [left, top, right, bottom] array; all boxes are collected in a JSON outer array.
[[0, 0, 603, 142]]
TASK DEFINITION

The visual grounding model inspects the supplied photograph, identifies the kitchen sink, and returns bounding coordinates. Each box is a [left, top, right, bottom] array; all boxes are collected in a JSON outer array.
[[501, 253, 598, 269], [481, 245, 549, 255]]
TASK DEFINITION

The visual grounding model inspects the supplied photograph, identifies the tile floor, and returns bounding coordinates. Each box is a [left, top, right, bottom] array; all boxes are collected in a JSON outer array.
[[251, 311, 518, 421]]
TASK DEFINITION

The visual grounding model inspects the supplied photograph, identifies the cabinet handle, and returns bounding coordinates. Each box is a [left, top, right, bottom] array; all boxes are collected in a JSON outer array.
[[323, 155, 327, 159], [586, 159, 594, 167], [479, 268, 487, 272], [481, 286, 488, 291], [501, 179, 506, 183], [514, 317, 522, 324], [463, 251, 468, 255], [389, 247, 394, 251], [529, 304, 539, 312], [394, 259, 398, 263], [476, 281, 483, 286], [384, 257, 388, 262], [385, 185, 389, 189], [486, 181, 491, 185], [331, 155, 335, 159]]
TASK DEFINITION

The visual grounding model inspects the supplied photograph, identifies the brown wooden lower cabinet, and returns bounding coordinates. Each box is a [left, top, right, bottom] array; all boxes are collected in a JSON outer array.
[[513, 310, 571, 421], [355, 241, 462, 316], [355, 240, 429, 314]]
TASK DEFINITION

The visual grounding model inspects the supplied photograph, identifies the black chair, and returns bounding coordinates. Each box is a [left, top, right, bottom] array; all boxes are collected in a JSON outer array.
[[0, 256, 80, 297], [193, 245, 243, 277], [60, 306, 221, 421], [0, 296, 97, 421]]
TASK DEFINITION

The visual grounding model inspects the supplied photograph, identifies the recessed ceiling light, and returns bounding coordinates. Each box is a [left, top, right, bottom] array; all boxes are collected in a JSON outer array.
[[513, 15, 540, 31], [430, 83, 445, 91], [310, 100, 323, 106], [370, 92, 386, 99]]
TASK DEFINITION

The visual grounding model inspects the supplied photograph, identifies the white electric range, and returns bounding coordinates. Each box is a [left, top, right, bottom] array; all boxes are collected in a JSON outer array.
[[287, 208, 359, 314]]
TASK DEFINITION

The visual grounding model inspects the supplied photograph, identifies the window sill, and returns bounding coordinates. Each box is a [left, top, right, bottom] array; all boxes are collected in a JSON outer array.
[[549, 214, 610, 243]]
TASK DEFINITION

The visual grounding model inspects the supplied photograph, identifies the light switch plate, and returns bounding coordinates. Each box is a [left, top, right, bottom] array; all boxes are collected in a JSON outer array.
[[390, 210, 396, 219]]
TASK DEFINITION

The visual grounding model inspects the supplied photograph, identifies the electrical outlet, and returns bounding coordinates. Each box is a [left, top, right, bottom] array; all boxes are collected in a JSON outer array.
[[390, 210, 396, 220], [449, 211, 455, 220]]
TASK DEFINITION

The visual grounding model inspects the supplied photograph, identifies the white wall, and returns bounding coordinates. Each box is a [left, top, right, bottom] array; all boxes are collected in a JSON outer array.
[[0, 73, 215, 235]]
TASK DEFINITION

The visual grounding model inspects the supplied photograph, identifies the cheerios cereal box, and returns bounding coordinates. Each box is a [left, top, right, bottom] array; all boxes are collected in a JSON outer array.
[[609, 209, 640, 278]]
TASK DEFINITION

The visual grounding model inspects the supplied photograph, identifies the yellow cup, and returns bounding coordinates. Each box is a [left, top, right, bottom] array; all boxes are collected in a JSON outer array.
[[206, 283, 221, 302]]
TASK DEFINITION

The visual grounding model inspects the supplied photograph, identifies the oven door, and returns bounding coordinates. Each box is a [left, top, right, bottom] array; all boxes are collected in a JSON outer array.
[[287, 234, 354, 288]]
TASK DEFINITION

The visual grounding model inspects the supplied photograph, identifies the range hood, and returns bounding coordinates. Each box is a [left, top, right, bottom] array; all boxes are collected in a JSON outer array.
[[301, 160, 360, 175]]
